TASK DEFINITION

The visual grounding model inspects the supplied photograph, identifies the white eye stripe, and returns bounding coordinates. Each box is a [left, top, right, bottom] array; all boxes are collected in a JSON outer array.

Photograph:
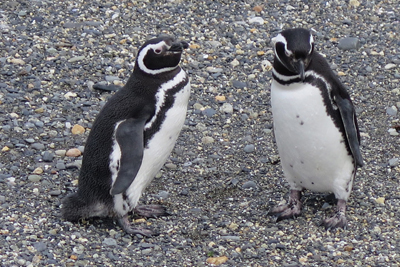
[[137, 41, 178, 75]]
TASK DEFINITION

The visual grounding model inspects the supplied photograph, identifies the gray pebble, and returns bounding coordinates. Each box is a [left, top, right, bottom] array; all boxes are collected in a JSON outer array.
[[389, 158, 399, 167], [202, 108, 216, 117], [220, 103, 233, 113], [243, 144, 255, 153], [102, 238, 117, 246], [0, 195, 5, 203], [68, 56, 85, 63], [42, 151, 54, 162], [31, 143, 45, 150], [386, 106, 398, 116], [33, 242, 47, 252], [165, 163, 177, 170], [232, 80, 247, 89], [156, 190, 169, 200], [28, 175, 41, 182], [242, 181, 257, 189], [25, 138, 35, 144], [49, 190, 61, 196], [338, 37, 360, 50], [105, 76, 119, 82], [56, 162, 66, 170]]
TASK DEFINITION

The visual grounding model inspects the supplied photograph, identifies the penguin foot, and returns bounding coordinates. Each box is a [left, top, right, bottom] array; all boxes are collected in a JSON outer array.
[[321, 199, 347, 230], [269, 190, 302, 221], [134, 204, 170, 218], [118, 216, 153, 237], [321, 211, 347, 230]]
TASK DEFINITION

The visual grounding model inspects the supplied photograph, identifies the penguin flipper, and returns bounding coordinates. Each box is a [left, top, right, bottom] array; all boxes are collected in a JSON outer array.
[[110, 117, 147, 195], [335, 96, 364, 167]]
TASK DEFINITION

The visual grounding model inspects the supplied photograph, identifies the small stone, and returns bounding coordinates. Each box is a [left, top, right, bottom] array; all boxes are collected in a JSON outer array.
[[202, 108, 216, 117], [64, 92, 77, 99], [389, 158, 399, 167], [220, 103, 233, 113], [68, 56, 85, 63], [253, 5, 263, 12], [33, 167, 43, 174], [202, 136, 214, 144], [102, 238, 117, 246], [248, 17, 264, 25], [206, 256, 228, 265], [215, 95, 226, 102], [385, 63, 396, 70], [386, 106, 397, 116], [349, 0, 360, 7], [232, 80, 247, 89], [35, 107, 45, 113], [33, 242, 47, 252], [2, 146, 10, 152], [375, 197, 385, 204], [10, 58, 25, 65], [66, 148, 82, 157], [28, 175, 41, 182], [49, 190, 62, 196], [231, 58, 240, 67], [55, 150, 67, 156], [71, 124, 85, 135], [165, 163, 177, 170], [156, 191, 169, 199], [243, 144, 255, 153], [42, 151, 54, 162], [56, 162, 66, 170], [32, 143, 45, 150], [193, 103, 204, 110], [338, 37, 360, 51], [344, 245, 354, 252], [242, 181, 257, 189], [388, 128, 399, 136], [206, 67, 223, 73]]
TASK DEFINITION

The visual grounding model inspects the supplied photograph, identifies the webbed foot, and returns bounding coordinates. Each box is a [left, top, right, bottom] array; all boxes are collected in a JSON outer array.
[[117, 216, 153, 237], [321, 199, 347, 230], [269, 190, 302, 221]]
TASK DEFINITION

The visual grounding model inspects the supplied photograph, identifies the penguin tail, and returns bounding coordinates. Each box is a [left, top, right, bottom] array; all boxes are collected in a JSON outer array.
[[61, 193, 91, 221], [61, 192, 111, 221]]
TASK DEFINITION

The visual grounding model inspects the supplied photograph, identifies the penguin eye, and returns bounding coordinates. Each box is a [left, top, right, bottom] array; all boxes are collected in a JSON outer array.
[[285, 49, 293, 57], [154, 48, 162, 54]]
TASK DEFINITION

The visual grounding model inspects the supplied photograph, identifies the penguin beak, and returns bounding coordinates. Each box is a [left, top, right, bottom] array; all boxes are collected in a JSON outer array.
[[168, 41, 189, 53], [296, 59, 305, 81]]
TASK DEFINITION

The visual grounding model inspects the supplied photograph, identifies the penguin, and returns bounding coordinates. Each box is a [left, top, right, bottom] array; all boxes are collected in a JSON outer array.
[[268, 28, 363, 229], [62, 36, 190, 236]]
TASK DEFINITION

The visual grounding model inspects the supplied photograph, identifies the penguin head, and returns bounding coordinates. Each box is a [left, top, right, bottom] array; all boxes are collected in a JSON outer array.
[[136, 35, 189, 75], [272, 28, 314, 81]]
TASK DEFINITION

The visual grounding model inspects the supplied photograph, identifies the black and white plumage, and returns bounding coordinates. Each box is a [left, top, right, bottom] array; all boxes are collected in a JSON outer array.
[[62, 36, 190, 235], [269, 28, 363, 229]]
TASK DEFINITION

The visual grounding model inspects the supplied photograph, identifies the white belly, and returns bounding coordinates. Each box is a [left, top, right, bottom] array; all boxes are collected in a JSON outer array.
[[271, 80, 354, 200]]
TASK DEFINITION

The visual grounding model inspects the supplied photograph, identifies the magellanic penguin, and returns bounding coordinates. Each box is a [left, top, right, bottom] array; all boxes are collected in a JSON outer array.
[[269, 28, 363, 229], [62, 36, 190, 236]]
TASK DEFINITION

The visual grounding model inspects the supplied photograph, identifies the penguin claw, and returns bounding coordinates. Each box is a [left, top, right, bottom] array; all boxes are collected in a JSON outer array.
[[134, 204, 170, 218], [321, 211, 347, 230], [269, 201, 302, 221], [118, 216, 153, 237]]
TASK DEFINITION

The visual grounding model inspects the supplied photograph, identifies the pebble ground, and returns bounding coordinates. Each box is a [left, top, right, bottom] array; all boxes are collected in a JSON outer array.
[[1, 0, 400, 266]]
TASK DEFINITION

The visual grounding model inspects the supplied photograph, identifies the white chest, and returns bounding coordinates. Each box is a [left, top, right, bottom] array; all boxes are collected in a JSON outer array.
[[271, 80, 354, 199]]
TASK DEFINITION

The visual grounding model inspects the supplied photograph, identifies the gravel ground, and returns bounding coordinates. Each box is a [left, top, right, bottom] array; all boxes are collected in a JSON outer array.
[[1, 0, 400, 266]]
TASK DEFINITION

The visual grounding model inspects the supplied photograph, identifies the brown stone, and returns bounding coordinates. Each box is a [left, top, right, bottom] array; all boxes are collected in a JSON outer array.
[[66, 148, 82, 157]]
